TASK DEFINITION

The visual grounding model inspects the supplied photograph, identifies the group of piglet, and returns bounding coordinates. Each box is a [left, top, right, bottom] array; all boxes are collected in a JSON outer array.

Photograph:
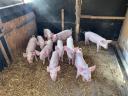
[[23, 29, 112, 82]]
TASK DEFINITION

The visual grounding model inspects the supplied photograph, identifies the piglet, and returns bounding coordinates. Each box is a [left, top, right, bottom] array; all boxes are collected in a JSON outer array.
[[52, 29, 72, 42], [47, 50, 60, 81], [84, 31, 112, 52], [23, 36, 37, 64], [35, 39, 53, 64], [64, 36, 75, 65], [44, 29, 54, 40], [74, 47, 96, 82], [37, 36, 45, 49], [56, 40, 64, 62]]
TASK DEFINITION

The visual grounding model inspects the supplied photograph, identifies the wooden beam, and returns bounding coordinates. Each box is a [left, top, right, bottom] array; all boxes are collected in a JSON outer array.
[[75, 0, 82, 41], [80, 15, 125, 20], [61, 9, 64, 31], [0, 41, 11, 65]]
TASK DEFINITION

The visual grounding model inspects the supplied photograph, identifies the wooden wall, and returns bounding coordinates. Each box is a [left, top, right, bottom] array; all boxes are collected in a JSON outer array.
[[119, 8, 128, 64], [3, 12, 36, 54], [0, 4, 37, 71]]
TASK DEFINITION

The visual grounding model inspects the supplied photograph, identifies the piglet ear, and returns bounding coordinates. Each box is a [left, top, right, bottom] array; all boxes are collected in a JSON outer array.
[[23, 53, 27, 58], [107, 40, 112, 43], [35, 50, 40, 56], [56, 66, 60, 72], [47, 66, 50, 72], [89, 65, 96, 72]]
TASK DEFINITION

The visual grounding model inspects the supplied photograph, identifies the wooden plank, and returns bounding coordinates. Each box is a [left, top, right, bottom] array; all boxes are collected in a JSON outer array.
[[113, 44, 128, 96], [80, 15, 125, 20], [118, 8, 128, 65], [75, 0, 82, 41], [0, 41, 10, 65], [61, 9, 64, 31], [3, 12, 36, 56]]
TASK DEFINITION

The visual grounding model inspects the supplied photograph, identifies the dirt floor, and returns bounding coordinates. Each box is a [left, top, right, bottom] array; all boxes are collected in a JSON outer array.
[[0, 42, 125, 96]]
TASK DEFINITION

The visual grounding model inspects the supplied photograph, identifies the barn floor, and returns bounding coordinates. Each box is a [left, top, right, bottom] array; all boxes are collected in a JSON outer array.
[[0, 42, 125, 96]]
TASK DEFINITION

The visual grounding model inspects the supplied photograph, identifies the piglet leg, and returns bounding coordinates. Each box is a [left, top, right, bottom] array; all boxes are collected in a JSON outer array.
[[43, 59, 45, 65], [85, 39, 89, 45], [72, 59, 74, 65], [76, 71, 80, 79], [48, 56, 50, 62], [35, 55, 38, 61], [61, 55, 63, 62], [32, 51, 38, 62], [97, 44, 100, 52], [68, 58, 71, 64]]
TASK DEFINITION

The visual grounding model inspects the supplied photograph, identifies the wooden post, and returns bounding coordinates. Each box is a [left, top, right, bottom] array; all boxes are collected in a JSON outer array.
[[118, 8, 128, 43], [0, 18, 3, 33], [75, 0, 82, 41], [61, 9, 64, 31]]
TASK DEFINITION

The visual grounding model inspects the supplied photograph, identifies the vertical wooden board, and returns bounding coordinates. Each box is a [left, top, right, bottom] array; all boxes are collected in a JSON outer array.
[[4, 30, 16, 54], [3, 22, 13, 34], [0, 19, 2, 32], [17, 22, 27, 51], [0, 49, 6, 71], [14, 19, 36, 52], [2, 11, 30, 34], [0, 41, 10, 65], [23, 19, 36, 38], [119, 9, 128, 50], [3, 17, 19, 33], [3, 12, 37, 56], [118, 8, 128, 65], [119, 9, 128, 39]]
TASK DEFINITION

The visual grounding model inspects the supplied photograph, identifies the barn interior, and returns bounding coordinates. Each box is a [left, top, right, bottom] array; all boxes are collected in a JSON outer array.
[[0, 0, 128, 96]]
